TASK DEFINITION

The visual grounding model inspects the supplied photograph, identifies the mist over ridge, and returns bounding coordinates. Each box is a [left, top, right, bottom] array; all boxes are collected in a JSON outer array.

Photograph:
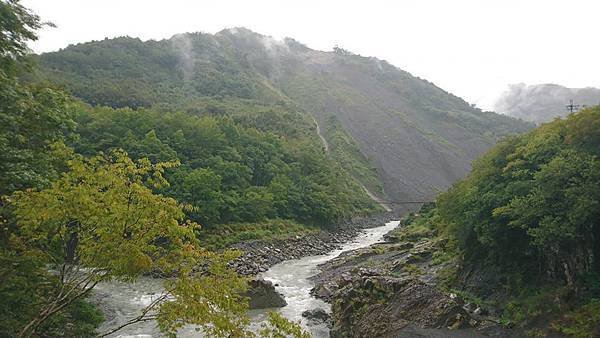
[[495, 82, 600, 124]]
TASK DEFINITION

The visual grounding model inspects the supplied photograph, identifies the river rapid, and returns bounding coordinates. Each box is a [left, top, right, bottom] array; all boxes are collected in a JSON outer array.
[[93, 220, 400, 337]]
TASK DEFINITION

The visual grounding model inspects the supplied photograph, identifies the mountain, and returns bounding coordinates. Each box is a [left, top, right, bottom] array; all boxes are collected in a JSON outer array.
[[33, 28, 532, 208], [495, 83, 600, 124]]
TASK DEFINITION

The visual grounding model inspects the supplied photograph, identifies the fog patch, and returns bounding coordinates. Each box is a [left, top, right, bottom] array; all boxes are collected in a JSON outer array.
[[171, 33, 195, 81], [260, 35, 289, 57], [494, 83, 600, 123]]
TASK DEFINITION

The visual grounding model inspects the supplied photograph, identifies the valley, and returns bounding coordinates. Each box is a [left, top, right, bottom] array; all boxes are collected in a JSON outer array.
[[93, 219, 400, 337], [1, 1, 599, 337]]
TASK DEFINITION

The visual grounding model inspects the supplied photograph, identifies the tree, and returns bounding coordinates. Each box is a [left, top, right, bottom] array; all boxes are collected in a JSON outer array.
[[136, 129, 178, 162], [0, 0, 74, 196], [437, 107, 600, 283], [0, 0, 49, 72], [260, 312, 311, 338], [172, 167, 224, 226], [0, 75, 74, 196], [12, 149, 250, 337]]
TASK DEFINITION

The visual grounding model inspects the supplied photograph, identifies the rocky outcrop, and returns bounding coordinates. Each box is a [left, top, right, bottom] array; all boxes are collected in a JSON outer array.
[[302, 307, 331, 326], [329, 272, 473, 337], [310, 225, 519, 337], [245, 278, 287, 309]]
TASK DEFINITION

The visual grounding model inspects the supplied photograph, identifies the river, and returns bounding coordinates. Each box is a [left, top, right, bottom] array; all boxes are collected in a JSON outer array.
[[93, 220, 400, 337]]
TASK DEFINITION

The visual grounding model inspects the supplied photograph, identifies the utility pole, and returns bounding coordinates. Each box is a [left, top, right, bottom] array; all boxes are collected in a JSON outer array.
[[566, 99, 580, 113]]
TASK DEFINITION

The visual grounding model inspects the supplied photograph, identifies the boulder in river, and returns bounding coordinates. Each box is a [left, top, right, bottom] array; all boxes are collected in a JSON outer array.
[[302, 307, 331, 325], [245, 278, 287, 309]]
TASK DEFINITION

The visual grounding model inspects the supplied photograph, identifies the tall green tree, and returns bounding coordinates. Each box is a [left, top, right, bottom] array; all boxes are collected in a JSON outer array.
[[0, 75, 74, 196], [0, 0, 74, 196], [0, 0, 47, 72]]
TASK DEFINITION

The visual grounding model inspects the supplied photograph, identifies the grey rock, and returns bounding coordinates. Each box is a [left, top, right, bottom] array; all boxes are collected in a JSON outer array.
[[302, 307, 331, 325], [245, 278, 287, 309]]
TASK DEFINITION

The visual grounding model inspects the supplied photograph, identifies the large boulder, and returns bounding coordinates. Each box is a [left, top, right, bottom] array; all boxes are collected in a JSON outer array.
[[245, 278, 287, 309], [302, 307, 331, 325]]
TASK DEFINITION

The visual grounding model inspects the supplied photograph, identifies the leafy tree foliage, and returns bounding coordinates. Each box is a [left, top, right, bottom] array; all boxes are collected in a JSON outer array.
[[72, 106, 379, 228], [0, 0, 74, 196], [259, 312, 311, 338], [0, 73, 74, 195], [0, 0, 47, 72], [437, 107, 600, 284], [33, 33, 284, 110], [11, 148, 300, 337], [0, 3, 298, 337], [0, 3, 371, 336], [395, 109, 600, 335]]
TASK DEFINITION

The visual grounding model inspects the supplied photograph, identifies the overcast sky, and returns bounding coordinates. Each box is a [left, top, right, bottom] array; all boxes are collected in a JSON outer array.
[[22, 0, 600, 111]]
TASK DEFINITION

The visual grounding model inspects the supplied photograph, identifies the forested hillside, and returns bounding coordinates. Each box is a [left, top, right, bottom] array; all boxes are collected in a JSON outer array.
[[72, 105, 378, 230], [4, 0, 594, 336], [399, 107, 600, 336], [33, 29, 533, 207]]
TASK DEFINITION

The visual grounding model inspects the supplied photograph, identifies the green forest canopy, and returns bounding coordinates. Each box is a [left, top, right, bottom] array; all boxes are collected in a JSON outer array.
[[437, 107, 600, 281], [397, 107, 600, 336]]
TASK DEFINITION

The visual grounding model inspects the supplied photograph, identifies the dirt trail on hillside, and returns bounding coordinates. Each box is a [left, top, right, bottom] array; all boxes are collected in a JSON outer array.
[[360, 185, 392, 212], [312, 116, 329, 152], [312, 115, 391, 212]]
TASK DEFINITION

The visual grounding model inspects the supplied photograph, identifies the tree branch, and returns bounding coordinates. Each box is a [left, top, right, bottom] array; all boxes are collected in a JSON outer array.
[[98, 289, 171, 337]]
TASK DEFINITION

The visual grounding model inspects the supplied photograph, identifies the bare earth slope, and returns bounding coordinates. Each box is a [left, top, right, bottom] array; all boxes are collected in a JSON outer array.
[[218, 29, 531, 204]]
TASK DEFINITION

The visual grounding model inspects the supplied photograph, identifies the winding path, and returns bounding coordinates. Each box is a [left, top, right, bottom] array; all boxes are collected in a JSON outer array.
[[311, 116, 329, 152], [311, 115, 391, 212], [360, 185, 392, 212]]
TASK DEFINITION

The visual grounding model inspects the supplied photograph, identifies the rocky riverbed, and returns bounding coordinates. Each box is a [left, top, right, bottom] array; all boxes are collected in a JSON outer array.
[[93, 213, 399, 337], [309, 222, 521, 338], [229, 213, 398, 276]]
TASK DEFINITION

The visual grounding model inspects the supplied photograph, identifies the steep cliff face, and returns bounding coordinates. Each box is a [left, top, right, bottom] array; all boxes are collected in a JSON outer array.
[[35, 28, 532, 207]]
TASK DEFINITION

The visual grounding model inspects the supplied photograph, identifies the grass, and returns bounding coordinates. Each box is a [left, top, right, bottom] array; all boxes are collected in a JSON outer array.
[[499, 286, 566, 328], [197, 219, 317, 250]]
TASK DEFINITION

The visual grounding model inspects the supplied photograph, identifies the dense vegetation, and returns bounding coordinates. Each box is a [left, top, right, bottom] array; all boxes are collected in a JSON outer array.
[[1, 1, 368, 336], [71, 106, 378, 229], [1, 2, 104, 335], [399, 107, 600, 336], [33, 34, 285, 110], [438, 107, 599, 282], [0, 1, 547, 336], [31, 28, 382, 227]]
